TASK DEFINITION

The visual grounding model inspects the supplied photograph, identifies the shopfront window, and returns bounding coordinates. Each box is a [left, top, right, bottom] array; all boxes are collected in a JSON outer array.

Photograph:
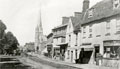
[[103, 40, 120, 58], [103, 46, 119, 58]]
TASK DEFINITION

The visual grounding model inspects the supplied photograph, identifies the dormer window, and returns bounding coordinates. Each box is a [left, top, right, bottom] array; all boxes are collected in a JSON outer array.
[[113, 0, 120, 9], [88, 8, 94, 18]]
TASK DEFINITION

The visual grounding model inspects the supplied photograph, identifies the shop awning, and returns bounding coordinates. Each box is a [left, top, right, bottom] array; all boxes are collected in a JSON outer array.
[[67, 45, 94, 51], [56, 43, 68, 46], [53, 46, 60, 48], [80, 46, 94, 51], [47, 43, 52, 46], [68, 46, 81, 50]]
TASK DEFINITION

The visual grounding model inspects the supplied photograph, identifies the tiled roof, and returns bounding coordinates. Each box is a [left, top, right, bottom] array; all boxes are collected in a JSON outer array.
[[52, 23, 68, 30], [82, 0, 120, 24], [70, 15, 82, 32]]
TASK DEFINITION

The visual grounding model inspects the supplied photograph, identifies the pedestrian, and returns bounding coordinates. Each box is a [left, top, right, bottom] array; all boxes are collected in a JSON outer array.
[[79, 48, 85, 64]]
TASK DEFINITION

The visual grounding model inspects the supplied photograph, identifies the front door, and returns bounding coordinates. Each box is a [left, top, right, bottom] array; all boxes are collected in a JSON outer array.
[[95, 46, 100, 60]]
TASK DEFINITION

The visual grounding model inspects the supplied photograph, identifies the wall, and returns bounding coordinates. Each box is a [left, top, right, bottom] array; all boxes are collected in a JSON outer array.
[[65, 18, 81, 63], [81, 15, 120, 55]]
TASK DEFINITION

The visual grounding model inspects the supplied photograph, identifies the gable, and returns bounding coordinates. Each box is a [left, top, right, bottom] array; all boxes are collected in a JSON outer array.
[[67, 18, 74, 33]]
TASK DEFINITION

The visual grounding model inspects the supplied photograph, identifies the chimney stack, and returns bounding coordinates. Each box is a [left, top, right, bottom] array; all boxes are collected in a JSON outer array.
[[74, 12, 82, 19], [62, 17, 69, 25], [82, 0, 89, 13]]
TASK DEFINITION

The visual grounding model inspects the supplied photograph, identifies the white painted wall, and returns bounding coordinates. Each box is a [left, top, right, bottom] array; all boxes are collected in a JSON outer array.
[[65, 18, 81, 63], [81, 16, 120, 55]]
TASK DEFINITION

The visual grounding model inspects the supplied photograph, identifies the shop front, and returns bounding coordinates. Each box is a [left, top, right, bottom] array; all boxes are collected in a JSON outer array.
[[102, 40, 120, 67], [53, 46, 60, 60], [57, 43, 68, 61], [80, 43, 94, 64], [103, 40, 120, 57]]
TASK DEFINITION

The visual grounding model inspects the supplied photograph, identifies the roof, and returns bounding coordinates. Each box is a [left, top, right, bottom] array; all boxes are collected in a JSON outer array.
[[47, 32, 53, 39], [70, 15, 82, 32], [82, 0, 120, 25], [52, 23, 68, 30]]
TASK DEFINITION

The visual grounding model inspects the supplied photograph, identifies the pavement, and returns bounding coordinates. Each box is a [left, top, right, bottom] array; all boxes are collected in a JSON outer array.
[[28, 53, 118, 69]]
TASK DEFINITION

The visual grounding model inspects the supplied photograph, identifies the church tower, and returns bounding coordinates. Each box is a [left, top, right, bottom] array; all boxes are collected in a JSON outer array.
[[35, 9, 47, 54]]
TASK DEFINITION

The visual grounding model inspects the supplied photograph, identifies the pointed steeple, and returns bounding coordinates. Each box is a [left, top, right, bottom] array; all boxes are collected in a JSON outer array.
[[38, 8, 43, 34], [35, 6, 47, 54]]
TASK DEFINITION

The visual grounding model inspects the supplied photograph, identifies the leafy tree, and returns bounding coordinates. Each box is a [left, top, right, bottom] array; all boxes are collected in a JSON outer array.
[[0, 20, 6, 39], [0, 20, 19, 55], [0, 20, 6, 54], [4, 31, 19, 54]]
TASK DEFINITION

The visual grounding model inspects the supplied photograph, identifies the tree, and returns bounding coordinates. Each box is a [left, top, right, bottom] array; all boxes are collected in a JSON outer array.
[[0, 20, 19, 55], [0, 20, 6, 39], [0, 20, 7, 54], [4, 31, 19, 54]]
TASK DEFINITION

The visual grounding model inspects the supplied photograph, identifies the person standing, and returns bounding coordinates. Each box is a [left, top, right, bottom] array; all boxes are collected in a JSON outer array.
[[79, 48, 85, 64]]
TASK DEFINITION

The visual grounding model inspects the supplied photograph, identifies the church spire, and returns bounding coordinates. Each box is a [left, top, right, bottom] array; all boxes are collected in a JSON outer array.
[[35, 6, 45, 53], [38, 7, 43, 33]]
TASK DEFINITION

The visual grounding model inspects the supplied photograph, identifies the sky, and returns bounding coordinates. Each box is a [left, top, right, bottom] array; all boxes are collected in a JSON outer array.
[[0, 0, 102, 46]]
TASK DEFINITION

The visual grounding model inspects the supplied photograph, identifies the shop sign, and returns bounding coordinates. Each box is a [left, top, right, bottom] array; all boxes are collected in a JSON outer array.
[[94, 44, 100, 46], [103, 40, 120, 46], [82, 43, 91, 45]]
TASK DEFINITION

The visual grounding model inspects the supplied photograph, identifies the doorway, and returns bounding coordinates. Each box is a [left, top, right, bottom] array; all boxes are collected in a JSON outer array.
[[95, 46, 100, 61], [83, 51, 93, 64]]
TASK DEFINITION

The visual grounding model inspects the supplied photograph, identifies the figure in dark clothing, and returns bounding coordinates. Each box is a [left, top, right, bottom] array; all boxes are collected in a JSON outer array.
[[36, 46, 39, 52], [79, 48, 84, 64]]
